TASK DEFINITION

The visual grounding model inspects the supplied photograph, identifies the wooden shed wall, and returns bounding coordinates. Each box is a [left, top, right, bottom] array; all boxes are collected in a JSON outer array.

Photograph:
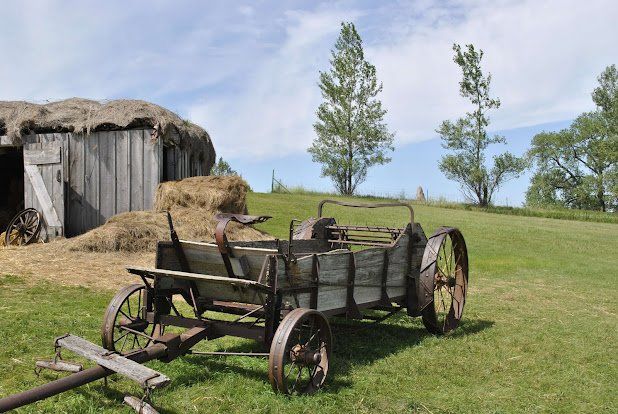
[[67, 129, 162, 236], [162, 129, 214, 181], [23, 129, 162, 237]]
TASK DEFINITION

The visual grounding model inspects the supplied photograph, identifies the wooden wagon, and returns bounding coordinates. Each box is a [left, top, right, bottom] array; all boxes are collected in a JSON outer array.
[[0, 200, 468, 412]]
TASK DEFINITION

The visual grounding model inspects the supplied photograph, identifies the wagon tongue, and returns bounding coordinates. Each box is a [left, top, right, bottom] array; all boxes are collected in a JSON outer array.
[[0, 334, 170, 413]]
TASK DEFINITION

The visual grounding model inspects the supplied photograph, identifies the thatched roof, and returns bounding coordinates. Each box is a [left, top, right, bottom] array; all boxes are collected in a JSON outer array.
[[0, 98, 212, 147]]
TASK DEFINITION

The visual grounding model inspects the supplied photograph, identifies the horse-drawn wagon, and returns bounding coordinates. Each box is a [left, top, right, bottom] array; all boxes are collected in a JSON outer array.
[[0, 200, 468, 412]]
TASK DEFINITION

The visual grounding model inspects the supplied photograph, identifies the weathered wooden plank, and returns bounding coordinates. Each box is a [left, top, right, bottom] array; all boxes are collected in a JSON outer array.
[[0, 135, 14, 146], [165, 146, 175, 181], [157, 241, 276, 280], [116, 131, 130, 213], [130, 130, 144, 211], [128, 265, 270, 304], [68, 134, 85, 236], [23, 147, 60, 165], [128, 266, 270, 290], [24, 164, 62, 228], [57, 335, 169, 388], [142, 130, 157, 209], [84, 133, 100, 229], [173, 146, 180, 179], [99, 131, 117, 222], [43, 140, 65, 237]]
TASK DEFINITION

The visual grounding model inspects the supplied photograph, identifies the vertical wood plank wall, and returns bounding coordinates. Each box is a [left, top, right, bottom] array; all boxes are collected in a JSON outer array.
[[23, 129, 162, 237], [67, 129, 162, 236], [20, 128, 213, 237], [163, 129, 210, 181]]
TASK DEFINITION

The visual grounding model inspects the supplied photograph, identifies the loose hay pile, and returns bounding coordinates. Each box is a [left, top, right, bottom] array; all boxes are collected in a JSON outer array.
[[67, 176, 271, 253]]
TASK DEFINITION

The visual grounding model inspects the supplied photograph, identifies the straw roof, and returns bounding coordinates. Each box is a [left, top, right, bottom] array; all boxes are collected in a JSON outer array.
[[0, 98, 212, 147]]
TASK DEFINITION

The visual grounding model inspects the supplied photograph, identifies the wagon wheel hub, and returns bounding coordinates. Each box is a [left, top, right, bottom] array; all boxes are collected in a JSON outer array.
[[434, 274, 456, 288], [290, 344, 321, 366]]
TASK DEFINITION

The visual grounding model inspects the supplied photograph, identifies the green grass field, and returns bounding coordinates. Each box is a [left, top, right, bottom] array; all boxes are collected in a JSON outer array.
[[0, 192, 616, 413]]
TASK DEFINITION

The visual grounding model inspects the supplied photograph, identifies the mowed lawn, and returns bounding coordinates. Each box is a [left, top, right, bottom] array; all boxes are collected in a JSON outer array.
[[0, 192, 616, 413]]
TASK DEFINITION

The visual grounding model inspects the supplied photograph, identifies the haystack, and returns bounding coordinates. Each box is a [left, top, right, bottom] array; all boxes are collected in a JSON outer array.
[[154, 176, 249, 214], [0, 98, 212, 146], [67, 176, 270, 253]]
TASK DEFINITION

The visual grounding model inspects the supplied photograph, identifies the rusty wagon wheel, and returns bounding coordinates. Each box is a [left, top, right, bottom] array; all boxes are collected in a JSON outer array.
[[4, 208, 42, 246], [102, 284, 163, 353], [269, 308, 332, 394], [420, 227, 468, 335]]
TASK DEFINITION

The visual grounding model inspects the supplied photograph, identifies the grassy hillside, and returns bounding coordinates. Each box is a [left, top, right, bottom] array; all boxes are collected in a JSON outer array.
[[0, 192, 616, 413]]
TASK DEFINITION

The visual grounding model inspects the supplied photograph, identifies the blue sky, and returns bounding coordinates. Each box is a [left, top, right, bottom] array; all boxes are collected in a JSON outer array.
[[1, 0, 617, 205]]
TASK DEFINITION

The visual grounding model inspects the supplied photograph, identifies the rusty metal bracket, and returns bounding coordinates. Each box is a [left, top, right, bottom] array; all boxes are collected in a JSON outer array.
[[346, 252, 362, 319], [379, 249, 392, 307], [214, 213, 272, 278]]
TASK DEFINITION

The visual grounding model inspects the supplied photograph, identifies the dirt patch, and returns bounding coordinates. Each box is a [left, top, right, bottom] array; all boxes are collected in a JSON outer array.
[[0, 241, 153, 290]]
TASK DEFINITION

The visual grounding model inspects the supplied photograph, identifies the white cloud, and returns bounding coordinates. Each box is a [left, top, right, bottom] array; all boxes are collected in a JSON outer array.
[[1, 0, 616, 161], [369, 0, 618, 146], [188, 8, 361, 159], [190, 0, 618, 159]]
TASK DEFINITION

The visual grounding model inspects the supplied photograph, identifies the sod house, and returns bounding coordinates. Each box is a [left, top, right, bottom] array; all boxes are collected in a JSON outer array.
[[0, 99, 215, 238]]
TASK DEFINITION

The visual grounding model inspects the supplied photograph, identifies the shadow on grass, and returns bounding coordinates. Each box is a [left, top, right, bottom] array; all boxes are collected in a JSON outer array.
[[166, 315, 494, 394]]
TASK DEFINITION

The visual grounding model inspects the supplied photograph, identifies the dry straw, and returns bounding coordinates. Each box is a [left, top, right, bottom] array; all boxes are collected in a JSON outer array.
[[0, 98, 212, 146]]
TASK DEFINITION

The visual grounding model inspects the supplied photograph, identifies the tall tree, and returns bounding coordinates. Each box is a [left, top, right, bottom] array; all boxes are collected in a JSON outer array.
[[527, 65, 618, 211], [309, 22, 394, 195], [210, 157, 238, 176], [437, 44, 526, 206]]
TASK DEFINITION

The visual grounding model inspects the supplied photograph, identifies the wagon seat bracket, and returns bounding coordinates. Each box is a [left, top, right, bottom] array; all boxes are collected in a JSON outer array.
[[214, 213, 272, 278]]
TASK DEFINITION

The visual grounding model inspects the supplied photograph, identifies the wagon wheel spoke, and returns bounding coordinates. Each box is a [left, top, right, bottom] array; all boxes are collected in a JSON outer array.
[[291, 366, 304, 392], [114, 331, 129, 344], [118, 309, 134, 322]]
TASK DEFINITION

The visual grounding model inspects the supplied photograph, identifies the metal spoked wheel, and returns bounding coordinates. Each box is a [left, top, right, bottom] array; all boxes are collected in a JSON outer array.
[[4, 208, 42, 246], [101, 284, 163, 353], [420, 227, 468, 335], [269, 308, 332, 394]]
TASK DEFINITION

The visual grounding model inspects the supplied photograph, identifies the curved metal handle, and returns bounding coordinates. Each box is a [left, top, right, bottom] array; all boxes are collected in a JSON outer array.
[[318, 199, 414, 224]]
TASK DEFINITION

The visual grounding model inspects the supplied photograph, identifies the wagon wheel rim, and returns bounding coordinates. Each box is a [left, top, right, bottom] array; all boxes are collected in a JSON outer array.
[[421, 228, 468, 335], [269, 308, 332, 394], [102, 284, 163, 353], [5, 208, 42, 246]]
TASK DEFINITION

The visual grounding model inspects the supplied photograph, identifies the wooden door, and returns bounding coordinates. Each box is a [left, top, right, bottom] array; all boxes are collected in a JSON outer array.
[[23, 141, 64, 238]]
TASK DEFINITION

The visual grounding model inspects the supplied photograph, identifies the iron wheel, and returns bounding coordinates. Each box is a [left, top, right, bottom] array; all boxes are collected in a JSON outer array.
[[101, 284, 163, 353], [420, 227, 468, 334], [4, 208, 42, 246], [268, 308, 332, 394]]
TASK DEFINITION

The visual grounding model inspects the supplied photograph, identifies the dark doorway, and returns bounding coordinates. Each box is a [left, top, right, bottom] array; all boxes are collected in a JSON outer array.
[[0, 147, 24, 232]]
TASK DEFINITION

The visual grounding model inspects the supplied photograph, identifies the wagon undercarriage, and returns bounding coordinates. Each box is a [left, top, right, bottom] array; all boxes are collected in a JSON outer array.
[[0, 200, 469, 413]]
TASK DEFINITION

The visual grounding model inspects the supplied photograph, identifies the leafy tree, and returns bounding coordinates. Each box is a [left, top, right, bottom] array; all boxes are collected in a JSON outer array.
[[437, 44, 526, 206], [308, 22, 394, 195], [210, 157, 238, 176], [527, 65, 618, 211]]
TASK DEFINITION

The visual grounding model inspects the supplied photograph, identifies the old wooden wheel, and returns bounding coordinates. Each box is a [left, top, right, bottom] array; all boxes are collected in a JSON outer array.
[[4, 208, 42, 246], [269, 308, 332, 394], [420, 227, 468, 335], [101, 284, 163, 353]]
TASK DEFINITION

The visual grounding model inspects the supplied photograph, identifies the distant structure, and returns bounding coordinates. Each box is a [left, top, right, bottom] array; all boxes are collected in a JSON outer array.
[[0, 98, 216, 238], [416, 186, 426, 202]]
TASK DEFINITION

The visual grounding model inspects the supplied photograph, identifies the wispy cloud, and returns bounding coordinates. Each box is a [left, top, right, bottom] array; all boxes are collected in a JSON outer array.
[[1, 0, 616, 162]]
